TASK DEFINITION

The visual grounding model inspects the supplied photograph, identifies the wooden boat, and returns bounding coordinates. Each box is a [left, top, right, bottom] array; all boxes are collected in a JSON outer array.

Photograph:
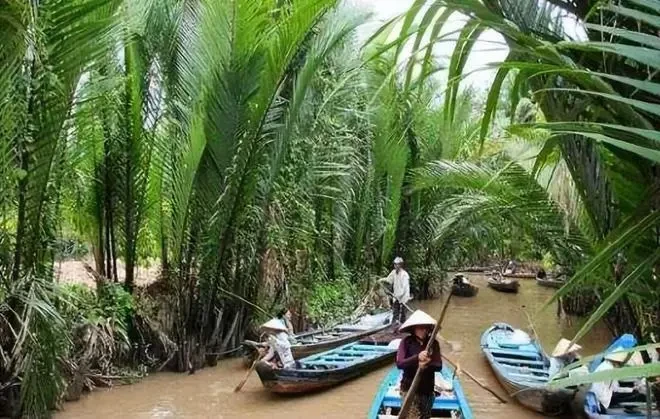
[[243, 310, 392, 361], [255, 327, 405, 394], [451, 283, 478, 297], [502, 272, 537, 279], [583, 334, 660, 418], [368, 365, 474, 418], [481, 322, 576, 416], [536, 277, 565, 289], [487, 277, 520, 293]]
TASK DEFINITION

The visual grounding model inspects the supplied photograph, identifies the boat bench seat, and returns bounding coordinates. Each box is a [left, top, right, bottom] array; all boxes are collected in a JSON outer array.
[[489, 347, 544, 358], [351, 344, 393, 352], [506, 372, 549, 382], [494, 357, 546, 367], [335, 350, 366, 357], [381, 395, 460, 410]]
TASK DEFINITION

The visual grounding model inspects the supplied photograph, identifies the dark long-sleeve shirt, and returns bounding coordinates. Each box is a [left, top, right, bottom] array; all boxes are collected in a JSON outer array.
[[396, 335, 442, 395]]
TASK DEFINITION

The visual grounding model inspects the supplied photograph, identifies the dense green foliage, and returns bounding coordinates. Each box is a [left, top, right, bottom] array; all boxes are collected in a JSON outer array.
[[2, 0, 660, 415]]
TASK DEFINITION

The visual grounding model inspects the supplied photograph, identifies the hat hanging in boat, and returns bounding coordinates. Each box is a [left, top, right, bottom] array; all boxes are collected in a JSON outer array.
[[398, 310, 436, 333], [261, 318, 288, 333], [552, 338, 582, 357], [604, 347, 630, 363]]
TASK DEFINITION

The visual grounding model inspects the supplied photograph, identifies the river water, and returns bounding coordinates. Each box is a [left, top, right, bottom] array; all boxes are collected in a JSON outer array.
[[57, 274, 611, 418]]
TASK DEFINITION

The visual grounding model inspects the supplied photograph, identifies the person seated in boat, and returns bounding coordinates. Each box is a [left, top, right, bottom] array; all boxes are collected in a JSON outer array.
[[504, 260, 517, 275], [396, 310, 442, 419], [536, 268, 547, 280], [258, 319, 296, 370], [590, 348, 647, 413], [453, 273, 470, 286], [548, 338, 582, 378], [379, 256, 411, 324]]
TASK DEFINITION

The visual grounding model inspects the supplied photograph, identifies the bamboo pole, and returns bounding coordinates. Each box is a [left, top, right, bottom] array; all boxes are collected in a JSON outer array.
[[398, 293, 453, 418], [441, 354, 508, 403]]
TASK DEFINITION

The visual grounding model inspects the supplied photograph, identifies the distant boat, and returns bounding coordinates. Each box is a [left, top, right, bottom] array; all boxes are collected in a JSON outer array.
[[536, 277, 565, 289], [502, 272, 537, 279], [583, 334, 660, 418], [254, 327, 403, 394], [487, 276, 520, 293], [367, 365, 474, 418], [242, 310, 392, 362], [481, 322, 575, 416], [451, 274, 479, 297], [451, 283, 479, 297]]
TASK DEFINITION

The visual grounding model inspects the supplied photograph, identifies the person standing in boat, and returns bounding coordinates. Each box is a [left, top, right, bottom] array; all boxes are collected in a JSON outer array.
[[548, 338, 582, 378], [258, 319, 295, 369], [396, 310, 442, 419], [379, 256, 411, 324]]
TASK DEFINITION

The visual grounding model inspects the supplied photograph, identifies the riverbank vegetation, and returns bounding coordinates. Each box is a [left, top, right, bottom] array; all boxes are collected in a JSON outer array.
[[1, 0, 659, 416]]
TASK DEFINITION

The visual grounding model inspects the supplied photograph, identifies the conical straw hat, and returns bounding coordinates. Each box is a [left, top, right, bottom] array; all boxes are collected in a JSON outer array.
[[604, 347, 630, 363], [398, 310, 436, 334], [552, 338, 582, 357], [261, 318, 288, 333]]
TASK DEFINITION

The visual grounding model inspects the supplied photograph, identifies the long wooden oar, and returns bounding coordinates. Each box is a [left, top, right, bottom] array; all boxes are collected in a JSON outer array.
[[234, 354, 264, 392], [398, 292, 453, 418], [441, 354, 508, 403]]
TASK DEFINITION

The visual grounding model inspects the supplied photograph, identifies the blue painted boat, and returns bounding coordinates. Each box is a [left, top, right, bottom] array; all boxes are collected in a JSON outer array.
[[368, 365, 474, 418], [481, 322, 576, 416], [255, 329, 402, 394], [584, 334, 660, 418]]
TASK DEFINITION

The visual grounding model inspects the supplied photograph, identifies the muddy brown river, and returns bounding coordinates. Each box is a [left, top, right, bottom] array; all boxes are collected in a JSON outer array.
[[57, 274, 611, 418]]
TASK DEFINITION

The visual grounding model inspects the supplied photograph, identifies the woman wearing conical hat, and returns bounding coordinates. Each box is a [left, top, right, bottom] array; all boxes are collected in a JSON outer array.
[[548, 338, 582, 378], [395, 310, 442, 419], [258, 319, 295, 369], [589, 347, 647, 413]]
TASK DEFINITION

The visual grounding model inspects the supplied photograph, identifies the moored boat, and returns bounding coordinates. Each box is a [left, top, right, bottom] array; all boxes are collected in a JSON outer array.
[[243, 310, 392, 362], [367, 365, 474, 419], [255, 327, 404, 394], [583, 334, 660, 418], [502, 272, 537, 279], [487, 276, 520, 293], [451, 283, 478, 297], [481, 322, 575, 416], [451, 274, 478, 297], [536, 277, 565, 289]]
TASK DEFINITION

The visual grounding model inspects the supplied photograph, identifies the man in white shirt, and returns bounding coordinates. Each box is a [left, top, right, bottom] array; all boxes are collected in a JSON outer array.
[[379, 256, 411, 324]]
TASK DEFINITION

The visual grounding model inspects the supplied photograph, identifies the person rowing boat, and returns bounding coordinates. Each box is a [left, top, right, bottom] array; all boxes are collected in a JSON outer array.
[[258, 319, 295, 369], [396, 310, 442, 419]]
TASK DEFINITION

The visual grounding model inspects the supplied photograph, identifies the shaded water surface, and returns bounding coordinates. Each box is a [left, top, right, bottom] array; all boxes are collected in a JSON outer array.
[[57, 274, 611, 418]]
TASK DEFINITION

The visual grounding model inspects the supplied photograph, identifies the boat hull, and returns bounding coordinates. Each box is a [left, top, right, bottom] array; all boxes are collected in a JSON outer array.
[[452, 284, 478, 297], [536, 278, 564, 289], [255, 330, 402, 395], [481, 322, 575, 416], [255, 351, 394, 394], [502, 272, 536, 279], [367, 366, 474, 418], [487, 278, 520, 293]]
